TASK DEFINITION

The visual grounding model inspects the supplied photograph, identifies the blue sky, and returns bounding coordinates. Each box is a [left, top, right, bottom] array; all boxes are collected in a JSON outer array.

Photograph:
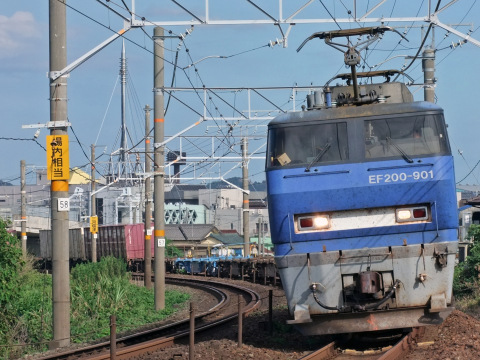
[[1, 1, 480, 186]]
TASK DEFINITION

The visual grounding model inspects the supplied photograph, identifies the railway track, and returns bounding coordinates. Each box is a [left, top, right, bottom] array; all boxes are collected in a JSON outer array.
[[300, 327, 426, 360], [34, 276, 262, 360], [30, 275, 440, 360]]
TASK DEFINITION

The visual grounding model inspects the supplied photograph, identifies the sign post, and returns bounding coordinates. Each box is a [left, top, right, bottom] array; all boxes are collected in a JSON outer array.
[[90, 216, 98, 234]]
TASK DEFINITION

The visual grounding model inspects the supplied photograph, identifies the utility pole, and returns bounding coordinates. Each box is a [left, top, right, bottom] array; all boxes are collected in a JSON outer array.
[[259, 215, 263, 256], [20, 160, 27, 257], [153, 27, 165, 310], [242, 137, 250, 257], [421, 26, 435, 103], [91, 145, 97, 263], [422, 46, 435, 103], [144, 104, 152, 289], [120, 41, 128, 176], [49, 0, 70, 348]]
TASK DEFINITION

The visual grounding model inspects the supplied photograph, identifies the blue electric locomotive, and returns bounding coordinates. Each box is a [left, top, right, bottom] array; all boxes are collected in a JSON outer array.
[[266, 28, 458, 335]]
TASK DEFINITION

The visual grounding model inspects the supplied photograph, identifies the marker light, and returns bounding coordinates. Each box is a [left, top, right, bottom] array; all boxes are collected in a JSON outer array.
[[297, 214, 331, 231], [395, 206, 429, 223]]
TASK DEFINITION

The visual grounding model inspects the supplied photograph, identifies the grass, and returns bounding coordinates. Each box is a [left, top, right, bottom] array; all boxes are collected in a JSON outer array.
[[454, 280, 480, 317], [1, 256, 190, 359]]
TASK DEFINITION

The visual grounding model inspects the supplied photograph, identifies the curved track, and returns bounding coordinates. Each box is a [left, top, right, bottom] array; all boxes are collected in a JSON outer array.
[[34, 276, 262, 360]]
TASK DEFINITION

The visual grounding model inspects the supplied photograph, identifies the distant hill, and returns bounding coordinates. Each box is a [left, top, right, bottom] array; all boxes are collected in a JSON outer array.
[[0, 180, 12, 186]]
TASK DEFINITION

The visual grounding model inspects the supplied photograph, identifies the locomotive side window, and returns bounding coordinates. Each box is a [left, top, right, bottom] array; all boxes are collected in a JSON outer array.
[[267, 122, 348, 168], [365, 115, 448, 159]]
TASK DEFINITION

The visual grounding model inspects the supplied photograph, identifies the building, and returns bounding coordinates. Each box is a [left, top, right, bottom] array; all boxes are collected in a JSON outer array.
[[165, 224, 220, 257], [0, 168, 271, 254]]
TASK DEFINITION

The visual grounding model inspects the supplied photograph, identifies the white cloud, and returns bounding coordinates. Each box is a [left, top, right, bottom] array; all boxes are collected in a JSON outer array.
[[0, 11, 42, 59]]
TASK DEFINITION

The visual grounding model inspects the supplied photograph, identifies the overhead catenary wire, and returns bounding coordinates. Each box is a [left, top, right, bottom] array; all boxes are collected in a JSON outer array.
[[52, 0, 477, 188], [62, 0, 271, 176]]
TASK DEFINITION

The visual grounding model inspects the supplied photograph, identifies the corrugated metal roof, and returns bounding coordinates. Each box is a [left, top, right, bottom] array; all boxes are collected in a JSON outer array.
[[250, 191, 267, 200]]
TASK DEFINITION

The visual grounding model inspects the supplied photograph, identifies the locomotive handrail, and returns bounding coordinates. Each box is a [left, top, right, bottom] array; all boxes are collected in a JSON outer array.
[[296, 26, 407, 53], [324, 70, 415, 87]]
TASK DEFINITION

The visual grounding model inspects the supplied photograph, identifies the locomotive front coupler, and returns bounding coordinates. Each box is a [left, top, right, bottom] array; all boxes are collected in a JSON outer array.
[[310, 279, 402, 313]]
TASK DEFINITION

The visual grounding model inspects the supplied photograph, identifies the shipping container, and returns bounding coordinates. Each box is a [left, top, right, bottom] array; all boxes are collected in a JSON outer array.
[[39, 228, 86, 260], [84, 223, 149, 262]]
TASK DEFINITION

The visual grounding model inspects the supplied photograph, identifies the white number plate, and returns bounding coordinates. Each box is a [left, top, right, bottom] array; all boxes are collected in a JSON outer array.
[[57, 198, 70, 211]]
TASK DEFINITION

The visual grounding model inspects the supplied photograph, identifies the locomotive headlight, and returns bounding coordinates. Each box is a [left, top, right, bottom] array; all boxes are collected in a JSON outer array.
[[396, 209, 412, 221], [395, 206, 429, 223], [314, 216, 330, 228], [297, 214, 331, 231]]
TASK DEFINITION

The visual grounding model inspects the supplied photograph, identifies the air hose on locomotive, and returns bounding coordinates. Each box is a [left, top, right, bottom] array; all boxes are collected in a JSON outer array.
[[310, 279, 402, 312]]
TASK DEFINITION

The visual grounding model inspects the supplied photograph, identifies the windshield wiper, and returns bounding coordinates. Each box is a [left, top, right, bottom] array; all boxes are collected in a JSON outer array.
[[305, 142, 331, 172], [386, 137, 414, 163]]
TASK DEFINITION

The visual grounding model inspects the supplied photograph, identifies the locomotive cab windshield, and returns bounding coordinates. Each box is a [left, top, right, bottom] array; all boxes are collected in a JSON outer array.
[[268, 122, 348, 168], [267, 109, 450, 170], [365, 114, 449, 161]]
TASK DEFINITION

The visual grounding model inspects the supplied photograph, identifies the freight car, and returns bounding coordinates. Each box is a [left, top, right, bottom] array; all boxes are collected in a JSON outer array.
[[38, 224, 279, 284], [266, 27, 458, 335], [39, 223, 149, 270], [174, 255, 279, 285]]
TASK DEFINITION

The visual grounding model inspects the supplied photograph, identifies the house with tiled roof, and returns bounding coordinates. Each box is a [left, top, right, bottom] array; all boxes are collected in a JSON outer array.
[[210, 230, 245, 256], [165, 224, 222, 257]]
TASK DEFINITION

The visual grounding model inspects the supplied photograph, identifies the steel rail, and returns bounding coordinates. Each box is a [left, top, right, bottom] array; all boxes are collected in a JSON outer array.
[[33, 276, 261, 360], [298, 326, 425, 360], [298, 341, 338, 360], [378, 327, 424, 360]]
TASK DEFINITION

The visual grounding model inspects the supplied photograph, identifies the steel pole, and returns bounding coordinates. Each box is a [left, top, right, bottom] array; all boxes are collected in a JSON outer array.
[[49, 0, 70, 348], [153, 27, 165, 310], [242, 138, 250, 257], [120, 41, 127, 174], [422, 47, 435, 103], [20, 160, 27, 257], [144, 105, 152, 289], [91, 144, 97, 263]]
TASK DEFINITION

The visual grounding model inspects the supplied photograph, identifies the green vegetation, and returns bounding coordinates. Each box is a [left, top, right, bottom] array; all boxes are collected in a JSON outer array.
[[453, 224, 480, 310], [0, 219, 190, 359], [0, 219, 26, 358], [166, 238, 183, 257]]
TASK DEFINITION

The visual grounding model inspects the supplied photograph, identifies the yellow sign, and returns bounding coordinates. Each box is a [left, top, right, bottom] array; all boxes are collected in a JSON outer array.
[[46, 135, 70, 180], [90, 216, 98, 234]]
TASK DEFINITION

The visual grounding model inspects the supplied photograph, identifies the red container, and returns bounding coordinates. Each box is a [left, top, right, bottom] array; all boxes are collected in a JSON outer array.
[[85, 223, 147, 262]]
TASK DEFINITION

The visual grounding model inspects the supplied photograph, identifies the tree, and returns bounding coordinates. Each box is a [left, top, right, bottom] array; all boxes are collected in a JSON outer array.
[[0, 218, 24, 336], [165, 239, 183, 258], [454, 224, 480, 296]]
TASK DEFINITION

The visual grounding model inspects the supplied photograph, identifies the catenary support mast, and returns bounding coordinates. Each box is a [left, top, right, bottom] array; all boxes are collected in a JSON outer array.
[[144, 104, 152, 289], [20, 160, 27, 256], [49, 0, 70, 348], [422, 46, 435, 103], [242, 137, 250, 257], [91, 144, 97, 263], [153, 27, 166, 310]]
